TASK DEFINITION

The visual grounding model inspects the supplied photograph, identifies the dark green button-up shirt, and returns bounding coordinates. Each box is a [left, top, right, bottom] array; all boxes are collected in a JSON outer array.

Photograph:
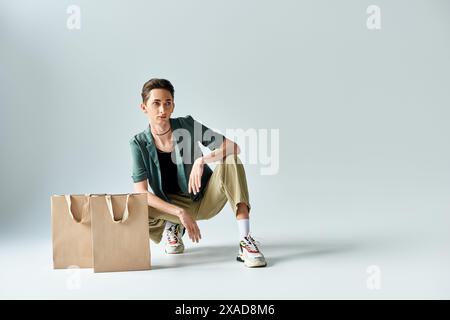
[[129, 115, 225, 203]]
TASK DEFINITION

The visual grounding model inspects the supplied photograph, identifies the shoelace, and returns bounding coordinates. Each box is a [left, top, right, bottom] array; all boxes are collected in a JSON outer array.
[[243, 234, 261, 252], [166, 225, 180, 243], [248, 234, 261, 246]]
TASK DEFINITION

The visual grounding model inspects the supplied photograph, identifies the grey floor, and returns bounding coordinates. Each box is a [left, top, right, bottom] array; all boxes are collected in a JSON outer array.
[[1, 0, 450, 301], [1, 209, 449, 300]]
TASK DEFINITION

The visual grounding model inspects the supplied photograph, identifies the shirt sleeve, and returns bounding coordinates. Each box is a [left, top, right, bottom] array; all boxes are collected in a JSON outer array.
[[129, 138, 148, 183], [187, 115, 225, 151]]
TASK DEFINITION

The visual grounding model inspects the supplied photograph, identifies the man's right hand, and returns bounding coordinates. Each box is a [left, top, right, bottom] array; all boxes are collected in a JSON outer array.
[[179, 210, 202, 243]]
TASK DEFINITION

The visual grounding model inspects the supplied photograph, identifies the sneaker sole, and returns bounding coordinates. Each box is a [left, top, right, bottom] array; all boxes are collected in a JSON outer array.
[[236, 255, 267, 268], [165, 245, 185, 254]]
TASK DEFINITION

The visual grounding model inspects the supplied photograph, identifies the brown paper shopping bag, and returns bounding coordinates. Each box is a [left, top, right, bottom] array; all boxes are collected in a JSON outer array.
[[51, 194, 93, 269], [89, 193, 150, 273]]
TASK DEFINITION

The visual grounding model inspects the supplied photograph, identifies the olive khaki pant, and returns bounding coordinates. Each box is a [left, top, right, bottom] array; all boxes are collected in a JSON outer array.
[[148, 154, 251, 244]]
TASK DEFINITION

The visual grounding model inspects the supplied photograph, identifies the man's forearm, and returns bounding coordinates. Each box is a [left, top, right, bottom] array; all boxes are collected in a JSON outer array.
[[145, 191, 184, 218], [201, 140, 240, 164]]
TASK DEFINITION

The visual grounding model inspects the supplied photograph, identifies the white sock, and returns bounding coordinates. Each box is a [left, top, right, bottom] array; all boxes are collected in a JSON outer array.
[[165, 220, 177, 230], [237, 219, 250, 240]]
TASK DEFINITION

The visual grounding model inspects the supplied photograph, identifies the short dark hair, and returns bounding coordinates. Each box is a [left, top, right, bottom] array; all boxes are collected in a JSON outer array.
[[141, 78, 175, 104]]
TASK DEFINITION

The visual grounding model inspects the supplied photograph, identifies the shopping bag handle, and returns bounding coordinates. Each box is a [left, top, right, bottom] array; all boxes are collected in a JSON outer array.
[[105, 194, 130, 224], [64, 195, 89, 224]]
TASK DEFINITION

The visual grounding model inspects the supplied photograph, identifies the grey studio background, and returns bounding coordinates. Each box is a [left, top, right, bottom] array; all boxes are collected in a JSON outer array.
[[1, 0, 449, 299]]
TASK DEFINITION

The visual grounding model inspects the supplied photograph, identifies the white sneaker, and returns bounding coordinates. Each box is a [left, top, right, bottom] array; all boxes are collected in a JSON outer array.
[[164, 224, 185, 254], [236, 234, 267, 268]]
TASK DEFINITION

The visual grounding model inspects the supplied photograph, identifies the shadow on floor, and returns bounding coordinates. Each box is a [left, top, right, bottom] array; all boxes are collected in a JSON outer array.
[[151, 238, 358, 270], [263, 240, 358, 267]]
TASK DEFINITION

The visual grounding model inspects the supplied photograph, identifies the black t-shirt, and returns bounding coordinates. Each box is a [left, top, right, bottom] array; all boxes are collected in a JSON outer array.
[[156, 148, 181, 194]]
